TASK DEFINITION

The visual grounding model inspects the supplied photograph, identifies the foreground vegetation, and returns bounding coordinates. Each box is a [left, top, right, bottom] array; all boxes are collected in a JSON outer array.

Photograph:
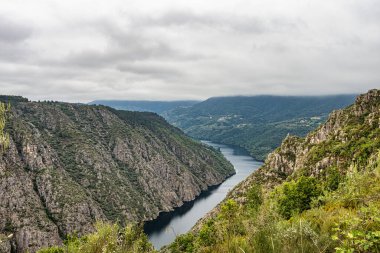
[[38, 223, 157, 253], [39, 156, 380, 253], [167, 156, 380, 252]]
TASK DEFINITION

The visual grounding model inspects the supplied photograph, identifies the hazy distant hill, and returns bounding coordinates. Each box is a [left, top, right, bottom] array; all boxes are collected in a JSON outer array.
[[89, 100, 199, 114], [164, 95, 357, 160]]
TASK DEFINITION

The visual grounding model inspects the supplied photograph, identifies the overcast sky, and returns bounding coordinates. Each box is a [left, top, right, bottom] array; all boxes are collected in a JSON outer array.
[[0, 0, 379, 102]]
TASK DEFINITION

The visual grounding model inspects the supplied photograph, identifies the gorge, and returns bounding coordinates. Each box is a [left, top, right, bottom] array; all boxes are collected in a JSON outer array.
[[1, 89, 379, 253], [144, 141, 262, 249], [0, 97, 234, 252]]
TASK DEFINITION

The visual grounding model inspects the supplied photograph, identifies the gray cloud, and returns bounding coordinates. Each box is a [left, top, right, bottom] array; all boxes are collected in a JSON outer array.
[[0, 16, 32, 43], [46, 20, 203, 70], [0, 15, 34, 62], [117, 62, 183, 80], [0, 0, 378, 102]]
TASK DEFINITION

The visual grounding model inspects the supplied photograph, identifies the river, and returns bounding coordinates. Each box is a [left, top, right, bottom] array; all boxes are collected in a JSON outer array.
[[144, 141, 263, 249]]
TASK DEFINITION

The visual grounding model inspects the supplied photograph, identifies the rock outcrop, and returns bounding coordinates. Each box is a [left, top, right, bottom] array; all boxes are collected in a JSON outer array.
[[228, 89, 380, 200], [0, 99, 234, 252], [191, 89, 380, 233]]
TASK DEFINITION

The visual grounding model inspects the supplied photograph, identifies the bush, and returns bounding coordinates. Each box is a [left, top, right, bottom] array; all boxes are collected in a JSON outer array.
[[198, 220, 216, 247], [169, 233, 196, 253], [38, 247, 64, 253], [246, 184, 263, 212], [325, 166, 341, 191], [278, 176, 322, 219], [37, 222, 156, 253]]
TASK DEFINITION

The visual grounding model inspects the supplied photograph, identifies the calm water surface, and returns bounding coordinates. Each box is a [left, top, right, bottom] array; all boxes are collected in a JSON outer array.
[[144, 141, 263, 249]]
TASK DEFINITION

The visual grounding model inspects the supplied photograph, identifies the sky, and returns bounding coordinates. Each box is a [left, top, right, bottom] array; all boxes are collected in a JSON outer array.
[[0, 0, 379, 102]]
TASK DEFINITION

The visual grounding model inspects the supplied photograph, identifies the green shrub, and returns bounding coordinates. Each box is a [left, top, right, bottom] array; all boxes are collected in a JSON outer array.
[[198, 219, 216, 247], [325, 166, 342, 191], [278, 176, 322, 219], [169, 233, 196, 253], [37, 222, 156, 253], [38, 247, 64, 253], [246, 184, 263, 212]]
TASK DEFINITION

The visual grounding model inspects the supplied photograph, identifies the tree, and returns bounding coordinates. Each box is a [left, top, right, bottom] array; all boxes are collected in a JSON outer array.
[[0, 102, 10, 153], [278, 176, 322, 219]]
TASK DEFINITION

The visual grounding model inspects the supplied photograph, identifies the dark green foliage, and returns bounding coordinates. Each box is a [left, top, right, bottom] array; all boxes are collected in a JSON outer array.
[[278, 176, 322, 219], [325, 166, 341, 191], [0, 95, 28, 104], [3, 218, 13, 232], [168, 233, 196, 253]]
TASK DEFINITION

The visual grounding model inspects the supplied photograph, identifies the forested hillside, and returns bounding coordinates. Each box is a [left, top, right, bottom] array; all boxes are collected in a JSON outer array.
[[0, 97, 233, 253], [165, 95, 356, 160], [166, 89, 380, 252]]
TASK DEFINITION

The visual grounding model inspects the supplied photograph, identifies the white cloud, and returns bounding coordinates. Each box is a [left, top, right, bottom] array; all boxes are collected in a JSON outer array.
[[0, 0, 379, 102]]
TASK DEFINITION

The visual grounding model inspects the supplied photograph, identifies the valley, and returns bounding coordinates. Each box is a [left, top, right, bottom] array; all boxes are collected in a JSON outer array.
[[92, 95, 356, 161], [144, 141, 262, 249], [0, 90, 378, 253]]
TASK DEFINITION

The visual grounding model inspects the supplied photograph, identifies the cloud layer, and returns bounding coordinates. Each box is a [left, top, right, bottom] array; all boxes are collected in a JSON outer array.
[[0, 0, 379, 102]]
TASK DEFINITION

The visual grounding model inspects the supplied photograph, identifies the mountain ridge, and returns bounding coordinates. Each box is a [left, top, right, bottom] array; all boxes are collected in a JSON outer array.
[[0, 97, 234, 253], [164, 94, 357, 160]]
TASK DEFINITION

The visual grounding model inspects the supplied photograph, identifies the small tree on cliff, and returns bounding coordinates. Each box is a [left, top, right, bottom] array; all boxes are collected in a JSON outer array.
[[0, 102, 10, 153]]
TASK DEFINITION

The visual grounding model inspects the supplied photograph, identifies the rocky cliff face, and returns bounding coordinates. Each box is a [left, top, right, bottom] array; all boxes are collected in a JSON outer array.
[[0, 99, 234, 253], [190, 89, 380, 234], [226, 89, 380, 201]]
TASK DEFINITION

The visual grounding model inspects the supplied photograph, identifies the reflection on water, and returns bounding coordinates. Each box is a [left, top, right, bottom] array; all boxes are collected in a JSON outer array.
[[144, 141, 263, 249]]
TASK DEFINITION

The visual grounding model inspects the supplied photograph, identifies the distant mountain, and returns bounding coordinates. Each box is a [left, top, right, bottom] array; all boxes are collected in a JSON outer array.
[[164, 95, 357, 160], [0, 97, 233, 252], [89, 100, 200, 114]]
